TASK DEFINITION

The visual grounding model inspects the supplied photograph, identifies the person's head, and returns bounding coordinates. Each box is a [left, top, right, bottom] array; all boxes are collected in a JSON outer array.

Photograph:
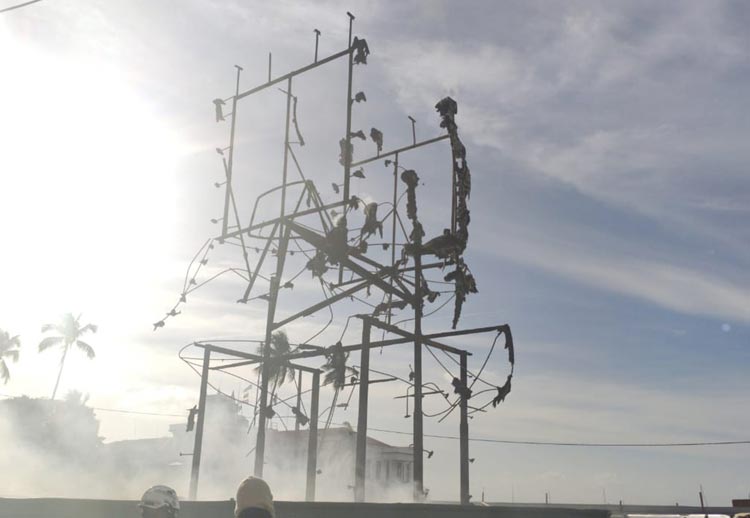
[[235, 477, 274, 518], [138, 485, 180, 518]]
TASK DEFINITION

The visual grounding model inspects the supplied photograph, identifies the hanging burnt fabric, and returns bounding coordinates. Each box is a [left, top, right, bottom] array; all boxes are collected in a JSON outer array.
[[322, 341, 358, 390], [186, 405, 198, 432], [306, 250, 329, 278], [361, 202, 383, 240], [400, 169, 420, 222], [338, 138, 353, 167], [407, 228, 462, 259], [370, 127, 383, 153], [291, 406, 309, 427], [213, 98, 226, 122], [451, 377, 472, 400], [435, 96, 471, 254], [348, 195, 362, 211], [373, 299, 409, 316], [352, 37, 370, 65], [492, 375, 512, 408], [324, 217, 349, 264], [444, 259, 478, 329], [350, 130, 366, 140], [410, 221, 425, 246], [291, 94, 305, 146], [260, 406, 276, 418], [500, 324, 514, 369], [424, 283, 440, 303]]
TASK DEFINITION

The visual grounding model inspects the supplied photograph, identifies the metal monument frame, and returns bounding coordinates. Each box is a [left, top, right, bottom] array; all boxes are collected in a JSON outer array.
[[172, 12, 514, 505]]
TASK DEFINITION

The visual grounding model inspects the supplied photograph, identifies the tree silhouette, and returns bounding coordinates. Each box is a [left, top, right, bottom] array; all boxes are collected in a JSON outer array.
[[0, 329, 21, 384], [39, 313, 97, 400], [255, 331, 295, 393]]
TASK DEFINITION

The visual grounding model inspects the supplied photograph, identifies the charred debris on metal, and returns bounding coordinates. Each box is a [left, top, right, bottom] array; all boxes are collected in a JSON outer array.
[[156, 12, 514, 505]]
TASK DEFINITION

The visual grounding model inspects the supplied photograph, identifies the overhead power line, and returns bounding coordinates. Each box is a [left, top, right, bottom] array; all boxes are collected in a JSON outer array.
[[0, 393, 184, 418], [90, 406, 184, 418], [3, 393, 747, 447], [359, 425, 750, 448], [0, 0, 43, 14]]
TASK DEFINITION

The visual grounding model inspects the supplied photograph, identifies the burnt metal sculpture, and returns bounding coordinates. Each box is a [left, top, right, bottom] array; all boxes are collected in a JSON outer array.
[[160, 13, 514, 506]]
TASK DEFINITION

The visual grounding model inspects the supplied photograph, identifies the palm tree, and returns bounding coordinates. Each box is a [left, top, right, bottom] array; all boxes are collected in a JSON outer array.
[[39, 313, 97, 400], [0, 329, 21, 384], [320, 341, 359, 429], [255, 331, 295, 392]]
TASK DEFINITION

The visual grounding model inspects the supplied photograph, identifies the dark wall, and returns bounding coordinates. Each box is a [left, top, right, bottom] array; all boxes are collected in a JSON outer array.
[[0, 498, 611, 518]]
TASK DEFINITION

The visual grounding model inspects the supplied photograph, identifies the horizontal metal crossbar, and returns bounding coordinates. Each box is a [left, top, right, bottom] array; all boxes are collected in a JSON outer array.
[[350, 134, 449, 167], [194, 342, 320, 373], [236, 48, 351, 101], [218, 200, 346, 241], [360, 316, 467, 355]]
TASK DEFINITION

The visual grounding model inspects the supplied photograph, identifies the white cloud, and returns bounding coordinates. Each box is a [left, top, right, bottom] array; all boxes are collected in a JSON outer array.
[[378, 3, 750, 258], [481, 222, 750, 324]]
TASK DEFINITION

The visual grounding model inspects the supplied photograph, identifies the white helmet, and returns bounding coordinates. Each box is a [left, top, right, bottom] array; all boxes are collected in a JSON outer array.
[[139, 485, 180, 512]]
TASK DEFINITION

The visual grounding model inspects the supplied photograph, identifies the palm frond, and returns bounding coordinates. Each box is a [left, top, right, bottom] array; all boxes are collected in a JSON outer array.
[[3, 349, 19, 363], [38, 336, 64, 352], [80, 324, 98, 334], [41, 323, 56, 333], [0, 332, 21, 355], [76, 340, 95, 359], [0, 361, 9, 384], [254, 331, 295, 388]]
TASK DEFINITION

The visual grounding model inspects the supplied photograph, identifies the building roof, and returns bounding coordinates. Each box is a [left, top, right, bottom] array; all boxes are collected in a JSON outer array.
[[268, 426, 411, 451]]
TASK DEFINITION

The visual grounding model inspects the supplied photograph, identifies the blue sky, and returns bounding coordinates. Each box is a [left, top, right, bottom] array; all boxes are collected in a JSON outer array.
[[1, 0, 748, 505]]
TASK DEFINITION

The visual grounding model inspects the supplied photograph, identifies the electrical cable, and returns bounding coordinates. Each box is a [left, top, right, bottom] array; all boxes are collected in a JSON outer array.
[[468, 329, 503, 392], [354, 425, 750, 448], [0, 0, 43, 14]]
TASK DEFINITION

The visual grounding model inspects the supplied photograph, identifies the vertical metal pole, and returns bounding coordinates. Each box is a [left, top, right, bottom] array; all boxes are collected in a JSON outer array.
[[268, 53, 272, 81], [295, 370, 303, 432], [413, 238, 424, 501], [222, 66, 242, 237], [306, 371, 321, 502], [354, 319, 371, 502], [459, 351, 470, 505], [280, 77, 293, 218], [387, 153, 399, 325], [189, 347, 211, 500], [344, 12, 354, 203], [339, 12, 355, 284], [451, 151, 457, 236], [342, 13, 355, 204], [254, 75, 295, 477], [254, 275, 277, 477], [314, 29, 320, 62]]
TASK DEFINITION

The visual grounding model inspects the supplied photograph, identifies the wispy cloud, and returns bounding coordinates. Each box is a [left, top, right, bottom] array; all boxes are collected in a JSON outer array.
[[480, 221, 750, 324], [378, 2, 750, 256]]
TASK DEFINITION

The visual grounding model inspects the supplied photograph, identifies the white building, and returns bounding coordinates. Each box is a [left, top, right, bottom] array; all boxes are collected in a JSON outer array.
[[266, 423, 414, 501]]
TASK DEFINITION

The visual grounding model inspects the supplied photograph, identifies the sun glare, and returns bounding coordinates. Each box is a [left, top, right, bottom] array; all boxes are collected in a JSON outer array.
[[0, 31, 183, 328]]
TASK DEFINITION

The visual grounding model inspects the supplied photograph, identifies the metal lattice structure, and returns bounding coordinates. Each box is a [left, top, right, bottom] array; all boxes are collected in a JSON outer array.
[[160, 12, 514, 505]]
